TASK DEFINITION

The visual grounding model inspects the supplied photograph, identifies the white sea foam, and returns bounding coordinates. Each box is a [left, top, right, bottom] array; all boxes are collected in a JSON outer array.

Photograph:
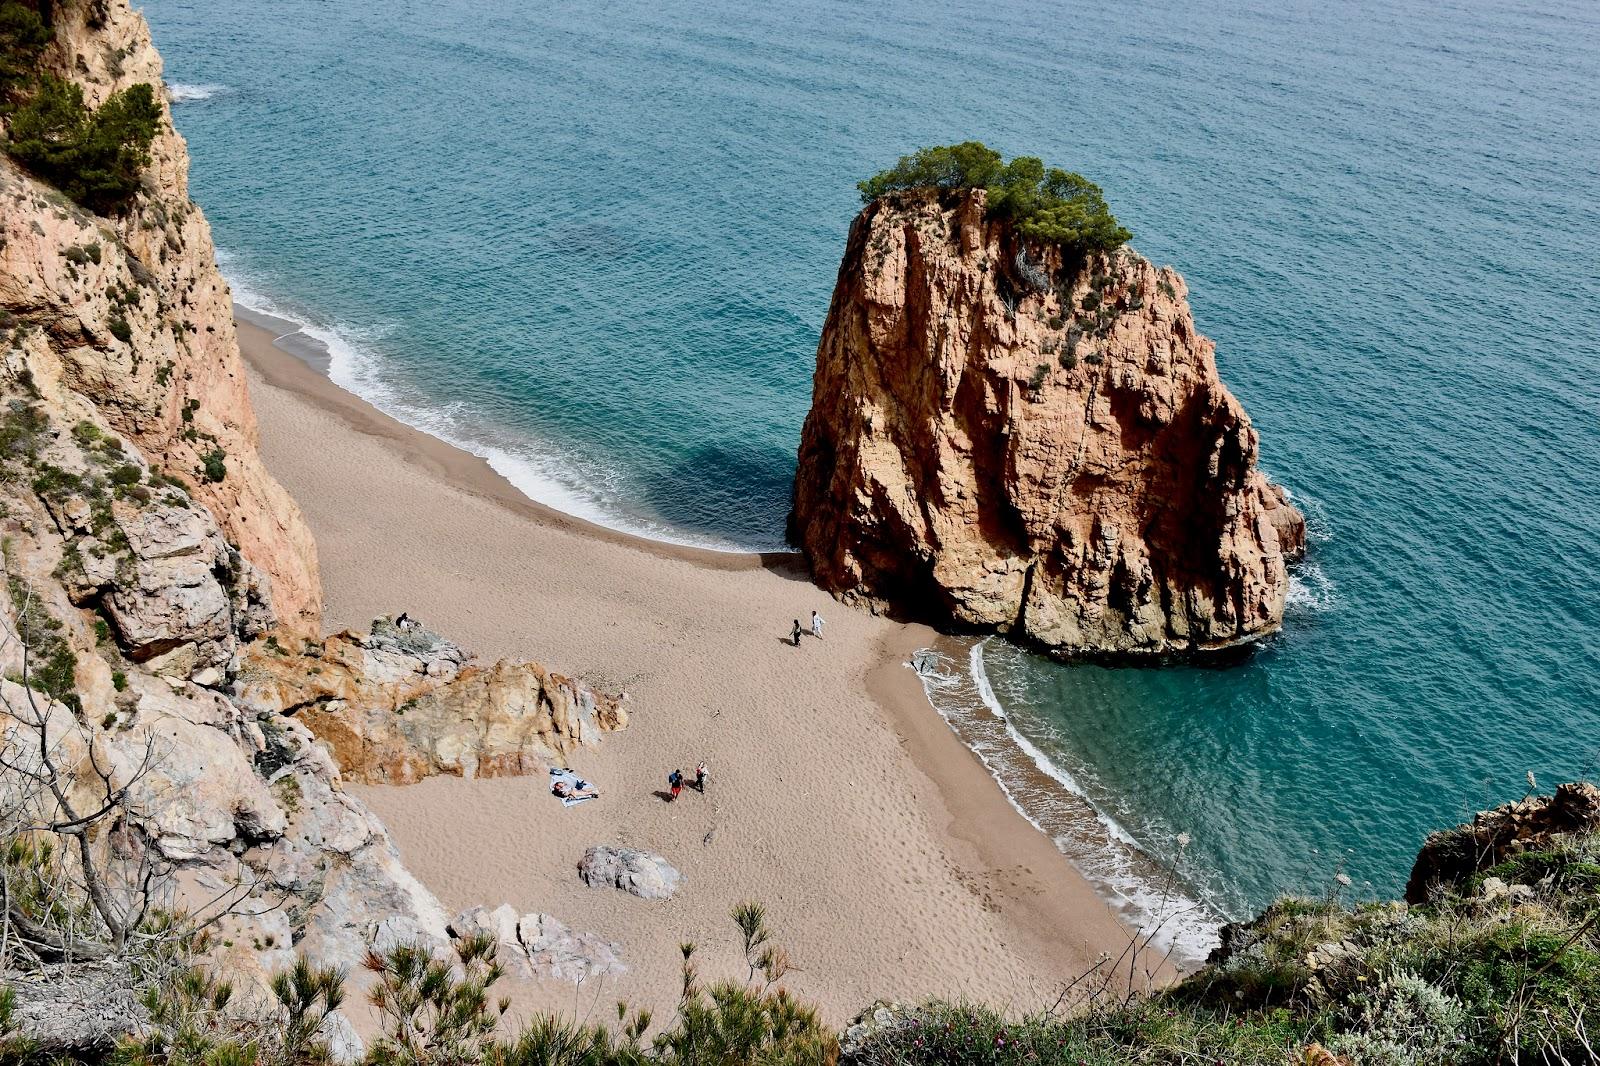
[[168, 82, 227, 103], [1287, 560, 1338, 613], [912, 640, 1226, 966], [1276, 480, 1335, 545], [221, 260, 755, 554]]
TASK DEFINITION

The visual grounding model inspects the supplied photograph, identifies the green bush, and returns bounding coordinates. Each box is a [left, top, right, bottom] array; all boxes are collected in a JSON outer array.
[[0, 0, 50, 105], [858, 142, 1130, 256], [6, 74, 161, 212], [199, 448, 226, 483], [4, 570, 79, 711]]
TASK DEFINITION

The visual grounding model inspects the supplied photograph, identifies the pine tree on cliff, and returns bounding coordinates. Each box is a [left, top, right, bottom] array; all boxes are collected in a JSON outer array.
[[857, 141, 1131, 257]]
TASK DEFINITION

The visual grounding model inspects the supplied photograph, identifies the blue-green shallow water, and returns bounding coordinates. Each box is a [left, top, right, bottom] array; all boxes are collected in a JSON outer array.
[[144, 0, 1600, 956]]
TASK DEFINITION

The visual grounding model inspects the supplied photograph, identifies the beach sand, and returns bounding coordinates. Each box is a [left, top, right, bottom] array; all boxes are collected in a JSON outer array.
[[237, 315, 1147, 1027]]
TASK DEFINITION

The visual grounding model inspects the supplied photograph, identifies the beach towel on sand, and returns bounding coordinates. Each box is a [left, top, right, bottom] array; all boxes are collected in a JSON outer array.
[[549, 767, 599, 807]]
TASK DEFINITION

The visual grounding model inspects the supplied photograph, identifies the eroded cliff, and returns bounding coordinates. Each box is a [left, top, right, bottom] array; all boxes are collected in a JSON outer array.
[[0, 2, 632, 1039], [1, 0, 321, 632], [791, 189, 1305, 657]]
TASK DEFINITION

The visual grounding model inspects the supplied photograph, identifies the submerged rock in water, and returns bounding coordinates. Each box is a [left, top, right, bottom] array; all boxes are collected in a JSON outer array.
[[790, 188, 1305, 658], [578, 845, 683, 901]]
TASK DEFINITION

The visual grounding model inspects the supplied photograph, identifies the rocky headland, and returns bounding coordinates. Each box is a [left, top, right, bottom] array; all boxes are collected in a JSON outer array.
[[0, 0, 320, 632], [791, 187, 1306, 657], [0, 0, 630, 1046]]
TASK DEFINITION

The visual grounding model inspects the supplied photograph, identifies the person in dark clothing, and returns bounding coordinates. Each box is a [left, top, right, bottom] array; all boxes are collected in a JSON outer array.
[[791, 619, 803, 646], [668, 768, 683, 801], [694, 762, 708, 793]]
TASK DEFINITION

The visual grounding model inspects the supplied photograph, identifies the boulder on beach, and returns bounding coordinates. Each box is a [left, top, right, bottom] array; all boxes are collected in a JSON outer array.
[[578, 845, 683, 901], [448, 905, 625, 982]]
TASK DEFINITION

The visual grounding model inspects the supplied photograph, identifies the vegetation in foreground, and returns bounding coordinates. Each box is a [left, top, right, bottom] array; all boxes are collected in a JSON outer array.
[[4, 779, 1598, 1064], [858, 142, 1131, 256]]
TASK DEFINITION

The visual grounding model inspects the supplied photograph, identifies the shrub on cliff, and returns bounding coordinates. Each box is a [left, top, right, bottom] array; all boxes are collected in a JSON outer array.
[[6, 74, 161, 212], [0, 0, 51, 105], [858, 142, 1131, 255]]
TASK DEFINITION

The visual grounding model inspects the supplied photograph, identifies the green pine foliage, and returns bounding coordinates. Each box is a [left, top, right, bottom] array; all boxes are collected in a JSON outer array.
[[6, 74, 162, 212], [0, 0, 50, 105], [2, 811, 1596, 1064], [858, 142, 1131, 255]]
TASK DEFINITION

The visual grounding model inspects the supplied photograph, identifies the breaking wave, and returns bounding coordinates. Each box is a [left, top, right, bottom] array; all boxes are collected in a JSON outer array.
[[168, 82, 227, 103], [911, 640, 1226, 968]]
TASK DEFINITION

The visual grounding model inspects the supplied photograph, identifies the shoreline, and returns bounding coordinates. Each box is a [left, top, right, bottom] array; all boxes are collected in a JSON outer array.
[[236, 312, 1155, 1022], [237, 311, 786, 574]]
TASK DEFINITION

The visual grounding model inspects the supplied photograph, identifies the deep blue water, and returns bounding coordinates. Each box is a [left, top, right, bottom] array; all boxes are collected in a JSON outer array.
[[144, 0, 1600, 948]]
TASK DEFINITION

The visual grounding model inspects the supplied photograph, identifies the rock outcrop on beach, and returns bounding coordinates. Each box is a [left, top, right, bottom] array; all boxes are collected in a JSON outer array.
[[449, 905, 626, 982], [1404, 781, 1600, 903], [238, 619, 628, 784], [0, 0, 320, 632], [790, 189, 1305, 657], [579, 845, 684, 901]]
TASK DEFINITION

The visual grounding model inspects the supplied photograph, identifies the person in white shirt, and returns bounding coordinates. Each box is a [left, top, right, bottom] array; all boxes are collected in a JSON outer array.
[[811, 610, 825, 639]]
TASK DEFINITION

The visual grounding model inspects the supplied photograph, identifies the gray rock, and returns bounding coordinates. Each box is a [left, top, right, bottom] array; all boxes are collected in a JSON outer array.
[[578, 845, 683, 901], [5, 961, 148, 1056], [840, 1002, 915, 1062], [447, 906, 625, 982], [319, 1010, 365, 1065], [369, 914, 452, 959], [99, 505, 268, 680], [449, 903, 522, 947], [516, 912, 626, 982]]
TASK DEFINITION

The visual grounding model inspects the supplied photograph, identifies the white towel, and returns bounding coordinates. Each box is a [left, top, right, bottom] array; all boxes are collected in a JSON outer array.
[[549, 768, 599, 807]]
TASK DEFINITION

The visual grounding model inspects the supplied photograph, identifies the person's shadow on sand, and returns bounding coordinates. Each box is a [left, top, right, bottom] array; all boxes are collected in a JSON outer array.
[[652, 790, 676, 803], [776, 636, 801, 648]]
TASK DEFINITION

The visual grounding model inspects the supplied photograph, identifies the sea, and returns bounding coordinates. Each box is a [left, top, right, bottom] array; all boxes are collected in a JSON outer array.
[[141, 0, 1600, 963]]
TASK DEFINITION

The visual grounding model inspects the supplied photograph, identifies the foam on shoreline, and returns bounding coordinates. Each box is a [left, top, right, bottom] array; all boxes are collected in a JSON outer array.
[[227, 276, 755, 555], [913, 639, 1226, 968]]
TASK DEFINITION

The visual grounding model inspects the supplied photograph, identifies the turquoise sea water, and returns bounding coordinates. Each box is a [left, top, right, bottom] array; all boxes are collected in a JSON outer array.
[[144, 0, 1600, 957]]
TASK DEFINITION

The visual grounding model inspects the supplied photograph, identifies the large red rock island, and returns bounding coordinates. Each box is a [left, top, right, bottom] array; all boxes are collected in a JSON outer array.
[[790, 188, 1305, 658]]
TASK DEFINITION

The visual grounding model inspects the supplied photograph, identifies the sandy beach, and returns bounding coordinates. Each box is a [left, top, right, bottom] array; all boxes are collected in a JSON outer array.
[[237, 314, 1145, 1026]]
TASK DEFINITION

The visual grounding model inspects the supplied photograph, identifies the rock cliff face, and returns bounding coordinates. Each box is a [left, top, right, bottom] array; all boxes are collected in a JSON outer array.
[[0, 404, 443, 997], [1, 0, 321, 632], [0, 1, 630, 1028], [791, 189, 1305, 657]]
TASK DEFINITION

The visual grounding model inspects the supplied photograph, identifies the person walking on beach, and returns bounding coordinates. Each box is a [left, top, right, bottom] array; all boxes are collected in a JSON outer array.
[[694, 762, 708, 793], [668, 768, 684, 802], [811, 610, 825, 640], [791, 619, 803, 647]]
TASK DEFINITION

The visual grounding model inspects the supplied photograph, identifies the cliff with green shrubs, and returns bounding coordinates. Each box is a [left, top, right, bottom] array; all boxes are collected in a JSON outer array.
[[0, 4, 632, 1057], [790, 147, 1305, 658], [1, 0, 321, 631]]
